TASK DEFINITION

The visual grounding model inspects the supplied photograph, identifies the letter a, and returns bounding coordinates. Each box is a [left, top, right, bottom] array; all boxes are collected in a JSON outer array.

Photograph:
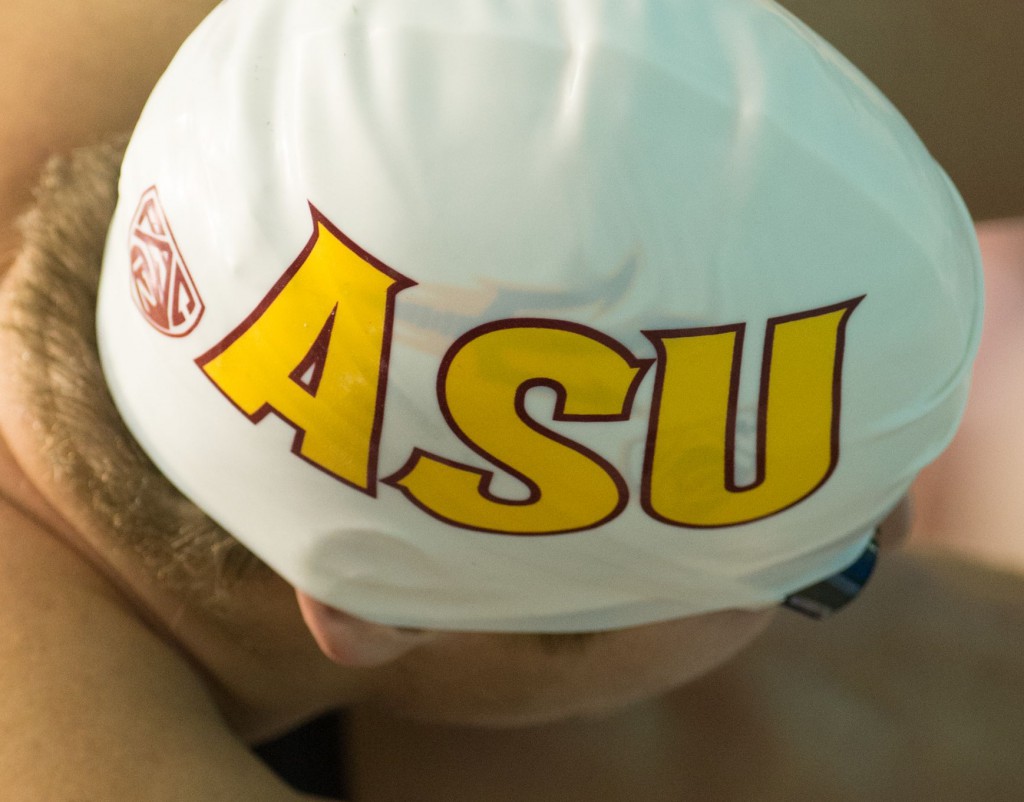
[[197, 207, 414, 494]]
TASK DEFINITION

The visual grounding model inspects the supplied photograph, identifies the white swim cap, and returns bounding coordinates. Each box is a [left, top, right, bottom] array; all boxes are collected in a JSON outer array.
[[97, 0, 982, 631]]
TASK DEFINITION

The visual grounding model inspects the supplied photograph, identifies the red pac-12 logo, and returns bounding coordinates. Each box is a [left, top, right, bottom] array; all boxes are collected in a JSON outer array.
[[128, 187, 205, 337]]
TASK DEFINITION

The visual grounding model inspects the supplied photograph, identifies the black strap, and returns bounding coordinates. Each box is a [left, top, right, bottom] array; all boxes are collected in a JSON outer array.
[[783, 538, 879, 620]]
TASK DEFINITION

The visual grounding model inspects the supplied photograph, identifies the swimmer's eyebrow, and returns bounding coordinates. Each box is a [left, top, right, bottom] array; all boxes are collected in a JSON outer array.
[[534, 631, 601, 653], [389, 629, 599, 653]]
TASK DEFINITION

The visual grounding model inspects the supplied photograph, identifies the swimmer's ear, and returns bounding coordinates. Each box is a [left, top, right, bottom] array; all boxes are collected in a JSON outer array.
[[295, 590, 439, 667]]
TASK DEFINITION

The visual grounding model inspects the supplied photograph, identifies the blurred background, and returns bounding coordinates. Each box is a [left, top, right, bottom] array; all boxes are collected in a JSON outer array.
[[912, 216, 1024, 567]]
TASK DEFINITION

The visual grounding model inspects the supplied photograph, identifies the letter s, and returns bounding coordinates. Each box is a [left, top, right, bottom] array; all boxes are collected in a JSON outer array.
[[386, 321, 650, 534]]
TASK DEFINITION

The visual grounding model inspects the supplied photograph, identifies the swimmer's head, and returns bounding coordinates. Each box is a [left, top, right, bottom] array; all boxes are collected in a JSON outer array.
[[97, 0, 982, 634]]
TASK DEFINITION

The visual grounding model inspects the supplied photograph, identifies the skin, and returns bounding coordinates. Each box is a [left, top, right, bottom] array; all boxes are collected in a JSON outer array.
[[1, 1, 1022, 799], [912, 219, 1024, 566], [344, 550, 1024, 802]]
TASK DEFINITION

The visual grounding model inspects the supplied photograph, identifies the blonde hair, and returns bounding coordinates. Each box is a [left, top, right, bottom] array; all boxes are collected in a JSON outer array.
[[1, 139, 267, 602]]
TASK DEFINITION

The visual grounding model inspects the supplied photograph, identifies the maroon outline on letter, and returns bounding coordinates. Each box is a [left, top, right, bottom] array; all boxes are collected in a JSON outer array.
[[640, 296, 864, 529], [384, 318, 652, 535], [195, 205, 416, 497], [289, 305, 339, 397]]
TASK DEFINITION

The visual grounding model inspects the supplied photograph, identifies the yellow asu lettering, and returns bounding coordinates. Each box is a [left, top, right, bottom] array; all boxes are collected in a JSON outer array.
[[195, 206, 864, 535], [385, 322, 650, 534], [641, 298, 863, 527], [197, 207, 414, 493]]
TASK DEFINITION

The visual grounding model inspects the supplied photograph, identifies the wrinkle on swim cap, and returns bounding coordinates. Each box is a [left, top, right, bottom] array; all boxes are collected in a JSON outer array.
[[97, 0, 982, 632]]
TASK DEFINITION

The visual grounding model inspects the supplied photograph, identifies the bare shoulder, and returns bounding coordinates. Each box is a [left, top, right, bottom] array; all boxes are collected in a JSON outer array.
[[347, 550, 1024, 802], [0, 0, 219, 264], [0, 487, 315, 801], [717, 548, 1024, 798]]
